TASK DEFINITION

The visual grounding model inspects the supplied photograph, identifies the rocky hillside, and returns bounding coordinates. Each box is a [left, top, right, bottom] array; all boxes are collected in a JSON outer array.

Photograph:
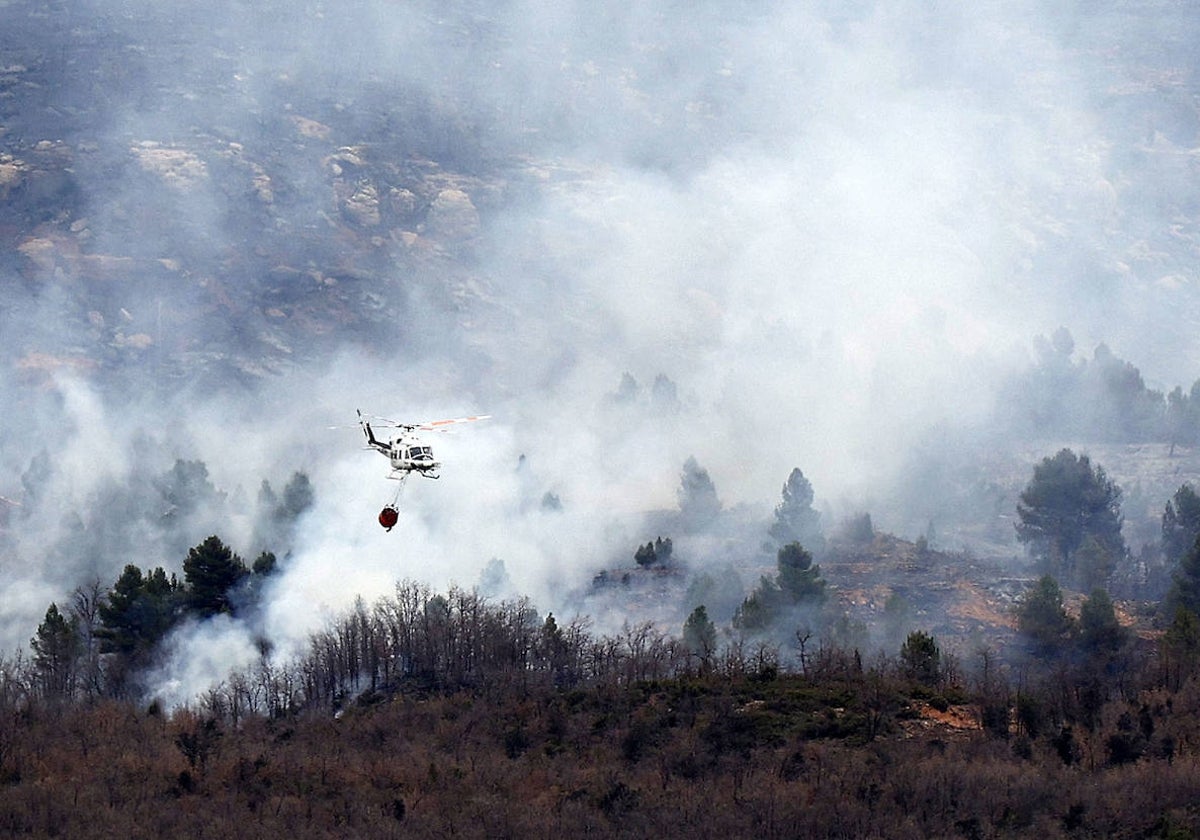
[[6, 0, 1200, 397], [0, 0, 554, 391]]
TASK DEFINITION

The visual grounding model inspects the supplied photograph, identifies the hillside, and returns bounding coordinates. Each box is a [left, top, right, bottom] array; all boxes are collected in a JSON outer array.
[[7, 654, 1200, 838], [9, 1, 1200, 835]]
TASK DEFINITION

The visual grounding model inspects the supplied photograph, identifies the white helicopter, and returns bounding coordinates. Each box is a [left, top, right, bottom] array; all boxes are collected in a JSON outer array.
[[356, 409, 490, 530]]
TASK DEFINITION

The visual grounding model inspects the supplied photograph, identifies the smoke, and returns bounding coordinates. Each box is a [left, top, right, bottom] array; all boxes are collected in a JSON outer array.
[[4, 0, 1200, 699], [145, 614, 261, 710]]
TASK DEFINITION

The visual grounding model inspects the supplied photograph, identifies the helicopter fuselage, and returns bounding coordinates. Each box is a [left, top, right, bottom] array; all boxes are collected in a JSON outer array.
[[384, 436, 441, 479], [361, 418, 442, 479]]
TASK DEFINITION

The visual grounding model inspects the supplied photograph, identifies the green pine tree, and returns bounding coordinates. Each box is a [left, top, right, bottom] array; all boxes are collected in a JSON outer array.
[[682, 605, 717, 665], [1016, 575, 1076, 656], [183, 536, 248, 618], [30, 603, 79, 699], [899, 630, 941, 686], [776, 542, 826, 604]]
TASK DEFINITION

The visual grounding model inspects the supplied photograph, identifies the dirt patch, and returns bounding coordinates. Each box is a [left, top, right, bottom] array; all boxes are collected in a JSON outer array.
[[947, 581, 1017, 630], [900, 702, 982, 738]]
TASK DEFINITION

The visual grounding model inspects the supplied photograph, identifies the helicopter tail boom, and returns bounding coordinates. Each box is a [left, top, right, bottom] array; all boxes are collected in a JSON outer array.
[[358, 409, 390, 454]]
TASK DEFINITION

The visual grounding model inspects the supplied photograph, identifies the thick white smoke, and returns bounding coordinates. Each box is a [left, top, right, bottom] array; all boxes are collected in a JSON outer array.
[[3, 0, 1199, 702]]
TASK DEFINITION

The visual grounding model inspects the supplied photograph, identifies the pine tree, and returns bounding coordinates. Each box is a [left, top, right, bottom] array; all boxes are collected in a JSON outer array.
[[278, 472, 315, 521], [899, 630, 941, 686], [732, 578, 781, 633], [654, 536, 673, 565], [776, 542, 826, 604], [252, 551, 278, 576], [1016, 575, 1076, 656], [30, 603, 78, 700], [183, 536, 248, 618], [99, 564, 148, 657], [1163, 484, 1200, 566], [769, 468, 824, 552], [99, 565, 145, 654], [1076, 534, 1118, 594], [156, 458, 222, 518], [1078, 588, 1127, 655], [1168, 535, 1200, 617], [733, 544, 827, 633], [678, 456, 720, 532], [98, 564, 181, 657], [1161, 607, 1200, 690], [682, 605, 717, 665], [1016, 449, 1125, 588], [634, 542, 657, 567]]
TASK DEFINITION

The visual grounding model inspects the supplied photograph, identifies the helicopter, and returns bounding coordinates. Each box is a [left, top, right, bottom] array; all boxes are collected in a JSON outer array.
[[356, 409, 490, 530]]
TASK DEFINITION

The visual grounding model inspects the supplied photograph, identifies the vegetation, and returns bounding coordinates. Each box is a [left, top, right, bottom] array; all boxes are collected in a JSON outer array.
[[1016, 575, 1076, 656], [1169, 531, 1200, 618], [899, 630, 941, 686], [11, 437, 1200, 837], [769, 467, 824, 553], [9, 0, 1200, 829], [839, 512, 876, 545], [183, 536, 249, 618], [1162, 484, 1200, 570], [678, 456, 721, 533], [12, 406, 1200, 836], [1015, 448, 1126, 590], [775, 542, 827, 604], [682, 605, 717, 667], [733, 542, 826, 633], [1078, 588, 1128, 656], [634, 536, 674, 568], [6, 577, 1200, 837], [1000, 328, 1200, 446]]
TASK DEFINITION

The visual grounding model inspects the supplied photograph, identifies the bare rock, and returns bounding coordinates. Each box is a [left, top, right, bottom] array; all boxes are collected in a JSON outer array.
[[130, 142, 208, 188], [425, 188, 479, 241], [342, 180, 381, 228]]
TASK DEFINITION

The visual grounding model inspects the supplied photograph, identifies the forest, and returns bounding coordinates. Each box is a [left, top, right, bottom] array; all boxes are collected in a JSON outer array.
[[6, 575, 1200, 837], [7, 435, 1200, 836], [7, 335, 1200, 838]]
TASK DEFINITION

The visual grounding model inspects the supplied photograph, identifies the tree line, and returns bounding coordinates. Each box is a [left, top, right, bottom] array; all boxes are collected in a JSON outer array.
[[999, 326, 1200, 447], [25, 535, 278, 702], [10, 460, 1200, 839], [7, 573, 1200, 836], [17, 443, 1200, 712]]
